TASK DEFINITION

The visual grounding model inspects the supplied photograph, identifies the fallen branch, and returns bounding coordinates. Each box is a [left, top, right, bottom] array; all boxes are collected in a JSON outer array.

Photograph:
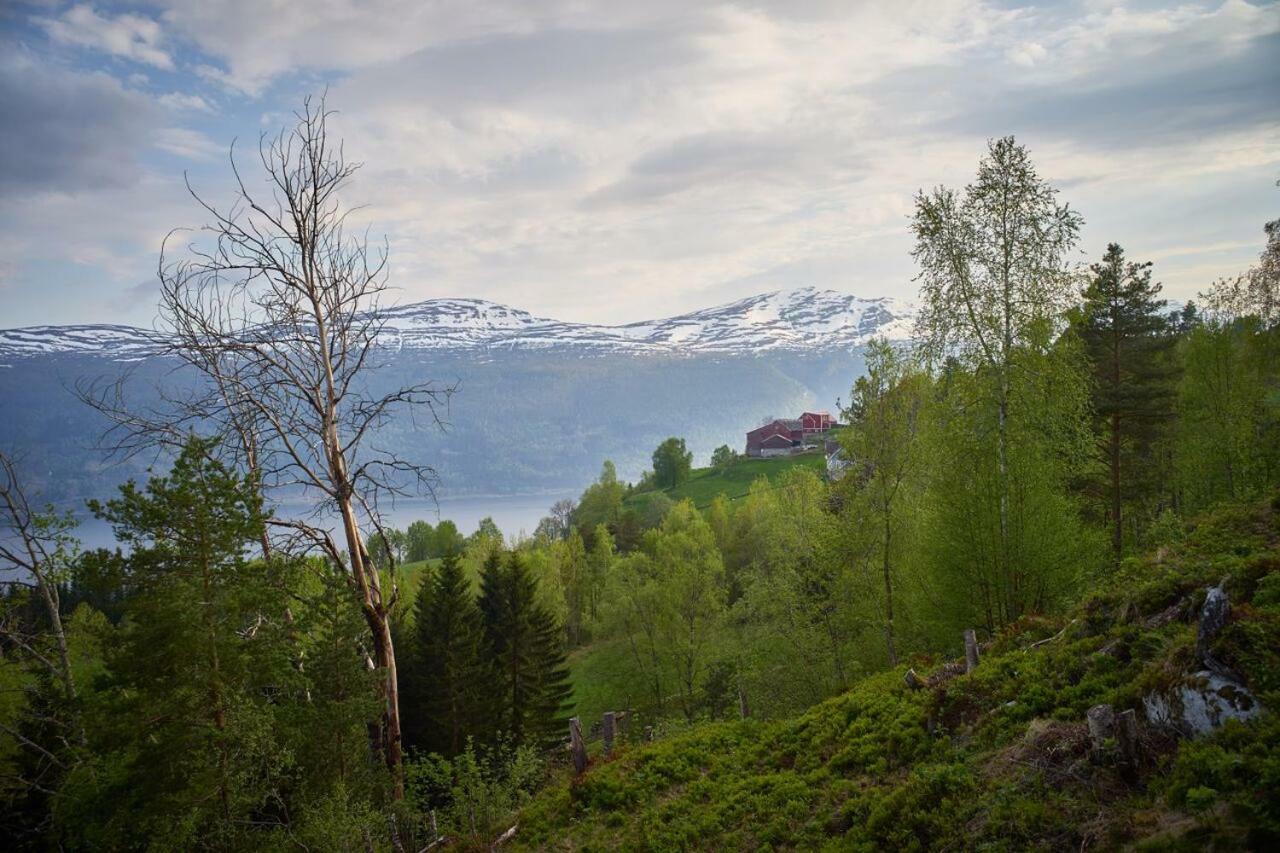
[[1024, 619, 1077, 653], [491, 824, 518, 849]]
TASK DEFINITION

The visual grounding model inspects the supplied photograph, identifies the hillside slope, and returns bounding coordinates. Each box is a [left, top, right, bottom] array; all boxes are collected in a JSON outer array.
[[626, 454, 827, 513], [515, 500, 1280, 850]]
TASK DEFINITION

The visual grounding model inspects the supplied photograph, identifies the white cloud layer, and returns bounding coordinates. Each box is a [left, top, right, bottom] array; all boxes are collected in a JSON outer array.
[[1, 0, 1277, 326], [39, 3, 172, 68]]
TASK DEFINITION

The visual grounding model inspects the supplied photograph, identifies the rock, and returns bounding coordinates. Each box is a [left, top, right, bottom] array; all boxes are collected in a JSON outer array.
[[1143, 670, 1264, 737], [1087, 704, 1116, 761], [1196, 583, 1232, 675]]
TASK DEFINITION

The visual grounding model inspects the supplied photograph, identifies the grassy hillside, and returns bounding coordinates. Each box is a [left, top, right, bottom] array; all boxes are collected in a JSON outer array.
[[515, 499, 1280, 850], [628, 453, 827, 511]]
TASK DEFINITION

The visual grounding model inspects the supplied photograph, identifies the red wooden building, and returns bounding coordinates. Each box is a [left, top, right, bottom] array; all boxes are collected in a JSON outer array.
[[745, 419, 802, 457], [800, 411, 836, 434]]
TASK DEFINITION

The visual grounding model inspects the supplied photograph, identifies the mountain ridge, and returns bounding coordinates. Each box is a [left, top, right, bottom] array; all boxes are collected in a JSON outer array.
[[0, 287, 914, 362]]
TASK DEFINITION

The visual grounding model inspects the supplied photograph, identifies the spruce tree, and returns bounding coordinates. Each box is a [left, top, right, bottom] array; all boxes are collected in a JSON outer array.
[[405, 554, 487, 757], [478, 551, 572, 750], [1077, 243, 1178, 554]]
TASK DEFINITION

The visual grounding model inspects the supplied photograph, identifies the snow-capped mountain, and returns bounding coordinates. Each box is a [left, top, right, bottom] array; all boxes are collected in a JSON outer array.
[[1, 287, 903, 504], [0, 287, 913, 362]]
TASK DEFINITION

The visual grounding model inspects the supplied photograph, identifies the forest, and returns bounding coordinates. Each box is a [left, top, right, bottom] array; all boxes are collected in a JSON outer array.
[[2, 107, 1278, 851]]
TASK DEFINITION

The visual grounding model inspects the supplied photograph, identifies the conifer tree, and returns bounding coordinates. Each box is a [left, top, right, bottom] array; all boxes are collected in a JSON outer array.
[[405, 554, 487, 757], [478, 552, 572, 750], [77, 439, 302, 847], [1076, 243, 1178, 554]]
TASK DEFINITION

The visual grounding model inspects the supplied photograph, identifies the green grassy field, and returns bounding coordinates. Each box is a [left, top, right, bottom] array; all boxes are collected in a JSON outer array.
[[627, 452, 827, 511]]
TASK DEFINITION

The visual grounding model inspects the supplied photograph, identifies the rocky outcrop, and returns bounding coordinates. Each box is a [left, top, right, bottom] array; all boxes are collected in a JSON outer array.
[[1142, 583, 1265, 737]]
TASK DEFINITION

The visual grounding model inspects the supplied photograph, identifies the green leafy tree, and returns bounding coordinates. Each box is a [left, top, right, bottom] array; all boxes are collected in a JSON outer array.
[[574, 461, 625, 546], [405, 554, 488, 757], [652, 438, 693, 489], [912, 136, 1090, 627], [585, 523, 615, 624], [710, 445, 736, 470], [406, 520, 436, 562], [433, 519, 465, 557], [840, 339, 928, 665], [1075, 243, 1178, 555], [555, 529, 589, 646], [610, 501, 726, 721]]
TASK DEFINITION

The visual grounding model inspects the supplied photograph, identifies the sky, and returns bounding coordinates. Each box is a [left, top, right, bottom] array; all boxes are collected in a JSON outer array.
[[1, 0, 1277, 329]]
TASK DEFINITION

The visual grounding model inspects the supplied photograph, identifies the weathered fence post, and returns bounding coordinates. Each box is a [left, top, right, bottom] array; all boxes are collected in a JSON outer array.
[[602, 711, 616, 756], [643, 725, 654, 742], [963, 629, 980, 673], [1116, 708, 1140, 768], [1087, 703, 1116, 762], [738, 686, 751, 719], [569, 716, 588, 774]]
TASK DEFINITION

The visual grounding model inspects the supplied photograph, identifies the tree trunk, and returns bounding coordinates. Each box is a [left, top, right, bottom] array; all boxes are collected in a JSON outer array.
[[1110, 410, 1123, 557], [882, 512, 898, 667]]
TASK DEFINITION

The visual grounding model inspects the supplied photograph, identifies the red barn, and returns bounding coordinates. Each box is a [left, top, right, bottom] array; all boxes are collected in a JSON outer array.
[[745, 419, 802, 457], [801, 411, 835, 434]]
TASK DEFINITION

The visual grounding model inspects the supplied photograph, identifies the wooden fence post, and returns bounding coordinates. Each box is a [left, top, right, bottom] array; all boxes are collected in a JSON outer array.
[[1116, 708, 1140, 768], [963, 629, 980, 673], [603, 711, 616, 756], [643, 725, 654, 742], [569, 717, 588, 774]]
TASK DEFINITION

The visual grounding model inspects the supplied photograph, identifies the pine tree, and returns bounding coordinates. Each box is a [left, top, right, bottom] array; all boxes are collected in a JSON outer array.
[[76, 439, 302, 848], [1077, 243, 1178, 554], [405, 554, 487, 757], [478, 552, 572, 750]]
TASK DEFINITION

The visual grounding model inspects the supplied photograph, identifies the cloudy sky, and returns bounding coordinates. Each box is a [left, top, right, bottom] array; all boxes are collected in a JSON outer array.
[[1, 0, 1276, 328]]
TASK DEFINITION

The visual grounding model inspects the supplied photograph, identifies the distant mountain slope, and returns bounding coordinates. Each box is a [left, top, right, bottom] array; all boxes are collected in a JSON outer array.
[[0, 288, 909, 505], [0, 287, 913, 362]]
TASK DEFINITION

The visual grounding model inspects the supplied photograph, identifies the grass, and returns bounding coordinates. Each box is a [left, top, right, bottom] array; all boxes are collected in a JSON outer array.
[[514, 497, 1280, 850], [566, 638, 649, 731], [628, 453, 827, 511]]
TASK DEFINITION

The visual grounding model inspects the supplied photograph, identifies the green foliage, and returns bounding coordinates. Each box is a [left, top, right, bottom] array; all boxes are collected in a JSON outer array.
[[403, 554, 488, 757], [651, 437, 694, 489], [1074, 242, 1179, 555], [517, 497, 1280, 851], [44, 439, 388, 850], [710, 445, 737, 470], [478, 551, 573, 751], [406, 738, 545, 844]]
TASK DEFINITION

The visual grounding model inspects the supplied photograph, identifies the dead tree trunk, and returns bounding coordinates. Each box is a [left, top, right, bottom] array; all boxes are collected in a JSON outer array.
[[964, 629, 980, 673], [143, 97, 453, 799]]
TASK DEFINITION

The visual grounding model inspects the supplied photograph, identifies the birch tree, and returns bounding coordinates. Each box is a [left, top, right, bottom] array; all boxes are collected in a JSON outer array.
[[912, 136, 1083, 618]]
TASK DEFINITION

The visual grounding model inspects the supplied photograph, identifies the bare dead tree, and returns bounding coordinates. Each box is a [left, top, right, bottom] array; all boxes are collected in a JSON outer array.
[[0, 452, 87, 774], [102, 97, 454, 798], [0, 454, 78, 705]]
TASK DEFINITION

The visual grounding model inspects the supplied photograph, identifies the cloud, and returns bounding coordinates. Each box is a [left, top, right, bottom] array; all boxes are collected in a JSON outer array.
[[154, 127, 222, 160], [4, 0, 1278, 328], [39, 4, 173, 69], [0, 52, 158, 194], [157, 92, 214, 112]]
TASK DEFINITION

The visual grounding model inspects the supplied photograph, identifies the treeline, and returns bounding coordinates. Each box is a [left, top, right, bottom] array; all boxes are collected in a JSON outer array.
[[497, 139, 1280, 725]]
